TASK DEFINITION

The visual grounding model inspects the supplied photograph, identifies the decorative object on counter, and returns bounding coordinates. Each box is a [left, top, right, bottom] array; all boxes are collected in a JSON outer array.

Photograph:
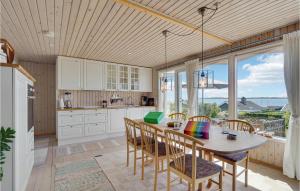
[[184, 121, 210, 139], [0, 127, 16, 181], [59, 97, 65, 109], [227, 133, 237, 140], [63, 92, 72, 108], [144, 112, 164, 124], [141, 96, 148, 106], [102, 100, 108, 108], [0, 39, 15, 64], [110, 93, 123, 105]]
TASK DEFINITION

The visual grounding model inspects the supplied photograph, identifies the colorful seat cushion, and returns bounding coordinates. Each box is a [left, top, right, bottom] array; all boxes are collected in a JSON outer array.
[[170, 154, 222, 179], [215, 152, 247, 162]]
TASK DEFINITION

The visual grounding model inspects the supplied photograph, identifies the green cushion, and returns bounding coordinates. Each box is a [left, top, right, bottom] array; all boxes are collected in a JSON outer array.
[[144, 112, 164, 124]]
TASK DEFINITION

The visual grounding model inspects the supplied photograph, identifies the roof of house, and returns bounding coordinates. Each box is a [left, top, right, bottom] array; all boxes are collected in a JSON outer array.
[[219, 97, 265, 112]]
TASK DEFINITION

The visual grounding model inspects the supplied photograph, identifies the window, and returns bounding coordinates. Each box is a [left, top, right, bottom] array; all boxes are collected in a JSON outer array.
[[178, 71, 188, 114], [197, 63, 229, 120], [159, 71, 176, 115], [237, 52, 289, 138]]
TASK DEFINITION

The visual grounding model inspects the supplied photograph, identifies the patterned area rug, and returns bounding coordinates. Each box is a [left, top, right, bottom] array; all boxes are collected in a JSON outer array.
[[55, 159, 115, 191]]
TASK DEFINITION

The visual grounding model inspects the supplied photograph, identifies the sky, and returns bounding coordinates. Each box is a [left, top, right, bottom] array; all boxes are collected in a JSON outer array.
[[166, 52, 287, 100]]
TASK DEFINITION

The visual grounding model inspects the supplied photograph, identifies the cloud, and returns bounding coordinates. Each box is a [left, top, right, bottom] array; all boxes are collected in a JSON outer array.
[[238, 54, 284, 87]]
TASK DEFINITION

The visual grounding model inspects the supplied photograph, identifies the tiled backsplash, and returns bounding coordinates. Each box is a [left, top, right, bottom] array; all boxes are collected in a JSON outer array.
[[57, 90, 153, 108]]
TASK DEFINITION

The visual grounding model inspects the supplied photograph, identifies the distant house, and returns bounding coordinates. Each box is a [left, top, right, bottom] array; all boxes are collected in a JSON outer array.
[[219, 97, 265, 112]]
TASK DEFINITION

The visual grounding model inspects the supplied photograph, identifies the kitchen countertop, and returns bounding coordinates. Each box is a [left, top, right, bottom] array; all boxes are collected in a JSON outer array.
[[56, 105, 156, 111]]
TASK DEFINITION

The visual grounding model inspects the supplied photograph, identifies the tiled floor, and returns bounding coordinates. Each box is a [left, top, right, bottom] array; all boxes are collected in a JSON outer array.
[[26, 136, 299, 191]]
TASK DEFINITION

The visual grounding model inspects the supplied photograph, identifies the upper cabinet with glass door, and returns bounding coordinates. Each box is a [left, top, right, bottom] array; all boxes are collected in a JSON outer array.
[[118, 65, 129, 91], [130, 67, 140, 91], [105, 63, 118, 90]]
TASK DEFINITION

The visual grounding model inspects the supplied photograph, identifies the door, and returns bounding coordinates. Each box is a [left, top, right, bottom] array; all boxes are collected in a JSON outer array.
[[58, 57, 83, 90], [84, 60, 103, 90], [109, 109, 126, 133], [118, 65, 129, 90], [105, 63, 118, 90], [178, 71, 188, 114]]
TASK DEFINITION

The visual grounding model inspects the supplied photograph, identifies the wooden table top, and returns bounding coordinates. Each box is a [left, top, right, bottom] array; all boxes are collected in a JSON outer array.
[[138, 120, 267, 154]]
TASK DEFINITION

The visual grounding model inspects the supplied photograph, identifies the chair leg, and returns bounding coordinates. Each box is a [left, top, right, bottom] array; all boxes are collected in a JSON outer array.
[[245, 156, 249, 187], [141, 150, 144, 180], [126, 143, 129, 167], [167, 164, 171, 191], [154, 158, 158, 191], [134, 146, 137, 175], [198, 182, 203, 191], [161, 159, 164, 171], [222, 161, 225, 176], [191, 181, 196, 191], [219, 170, 223, 191], [232, 163, 237, 191]]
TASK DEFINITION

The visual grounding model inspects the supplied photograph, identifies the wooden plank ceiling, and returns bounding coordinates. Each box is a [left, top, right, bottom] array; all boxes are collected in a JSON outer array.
[[1, 0, 299, 67]]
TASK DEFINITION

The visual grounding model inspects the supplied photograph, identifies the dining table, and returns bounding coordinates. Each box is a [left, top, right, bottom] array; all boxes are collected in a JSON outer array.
[[136, 119, 268, 189], [136, 118, 267, 157]]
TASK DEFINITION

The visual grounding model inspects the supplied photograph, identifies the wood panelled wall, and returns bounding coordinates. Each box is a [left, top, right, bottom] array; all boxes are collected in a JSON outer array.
[[20, 62, 56, 136], [57, 90, 152, 108], [249, 138, 285, 169]]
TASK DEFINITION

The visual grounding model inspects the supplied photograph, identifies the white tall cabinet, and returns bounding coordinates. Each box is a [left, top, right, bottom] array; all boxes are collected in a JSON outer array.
[[0, 66, 34, 191]]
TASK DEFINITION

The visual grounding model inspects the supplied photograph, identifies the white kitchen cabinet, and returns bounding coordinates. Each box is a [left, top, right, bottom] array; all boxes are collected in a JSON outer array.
[[139, 67, 152, 92], [57, 56, 84, 90], [127, 107, 143, 119], [85, 123, 106, 136], [118, 65, 129, 90], [59, 124, 84, 139], [84, 60, 103, 90], [130, 67, 140, 91], [56, 109, 108, 145], [108, 109, 127, 133], [105, 63, 118, 90]]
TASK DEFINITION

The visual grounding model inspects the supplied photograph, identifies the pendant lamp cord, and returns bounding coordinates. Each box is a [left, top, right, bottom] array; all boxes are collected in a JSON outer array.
[[201, 10, 204, 71], [163, 30, 168, 78]]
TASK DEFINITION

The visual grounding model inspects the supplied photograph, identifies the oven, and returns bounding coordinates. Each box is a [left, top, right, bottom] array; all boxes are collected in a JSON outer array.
[[27, 84, 35, 132]]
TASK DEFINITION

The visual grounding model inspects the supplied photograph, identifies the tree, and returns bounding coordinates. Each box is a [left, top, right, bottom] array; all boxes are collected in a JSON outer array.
[[198, 103, 221, 118]]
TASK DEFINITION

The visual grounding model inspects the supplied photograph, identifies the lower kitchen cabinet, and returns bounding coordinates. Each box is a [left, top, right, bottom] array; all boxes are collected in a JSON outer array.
[[56, 107, 156, 145], [108, 108, 127, 133]]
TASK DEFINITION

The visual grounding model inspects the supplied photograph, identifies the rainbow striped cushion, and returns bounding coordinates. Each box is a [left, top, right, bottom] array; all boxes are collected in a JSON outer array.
[[184, 121, 210, 139]]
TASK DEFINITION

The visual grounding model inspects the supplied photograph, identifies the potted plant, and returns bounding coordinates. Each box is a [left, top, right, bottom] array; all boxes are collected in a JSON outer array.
[[0, 127, 15, 181]]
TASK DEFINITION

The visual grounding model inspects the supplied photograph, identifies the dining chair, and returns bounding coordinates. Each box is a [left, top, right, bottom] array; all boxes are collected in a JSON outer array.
[[164, 129, 223, 191], [169, 112, 187, 121], [188, 115, 211, 123], [214, 119, 255, 191], [139, 122, 167, 191], [124, 118, 142, 175]]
